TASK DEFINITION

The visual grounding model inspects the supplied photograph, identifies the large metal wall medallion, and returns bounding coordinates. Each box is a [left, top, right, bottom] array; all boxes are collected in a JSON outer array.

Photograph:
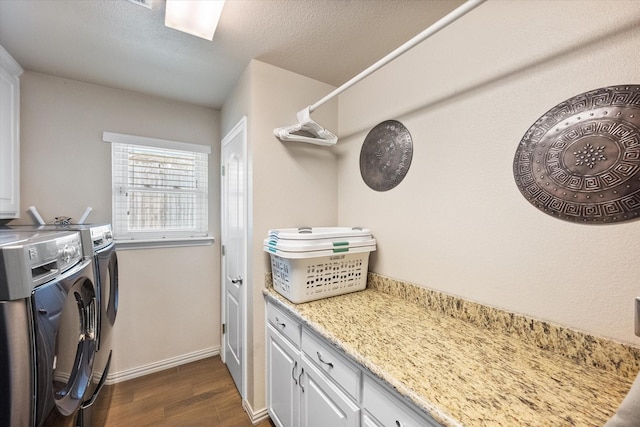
[[513, 85, 640, 224], [360, 120, 413, 191]]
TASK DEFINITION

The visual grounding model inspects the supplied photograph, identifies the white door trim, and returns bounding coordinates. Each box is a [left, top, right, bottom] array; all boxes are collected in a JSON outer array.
[[220, 116, 248, 400]]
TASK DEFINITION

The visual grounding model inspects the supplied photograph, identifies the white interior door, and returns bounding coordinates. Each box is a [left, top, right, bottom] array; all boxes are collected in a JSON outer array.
[[221, 117, 247, 396]]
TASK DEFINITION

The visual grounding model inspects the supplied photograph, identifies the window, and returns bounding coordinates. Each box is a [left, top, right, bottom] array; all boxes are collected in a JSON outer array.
[[103, 132, 212, 248]]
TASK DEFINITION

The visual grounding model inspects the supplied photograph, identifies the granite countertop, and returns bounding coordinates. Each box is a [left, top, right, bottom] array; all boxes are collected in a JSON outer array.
[[264, 277, 638, 426]]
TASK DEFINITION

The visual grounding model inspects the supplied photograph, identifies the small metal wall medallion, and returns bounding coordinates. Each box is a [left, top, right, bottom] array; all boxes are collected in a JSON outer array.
[[360, 120, 413, 191], [513, 85, 640, 224]]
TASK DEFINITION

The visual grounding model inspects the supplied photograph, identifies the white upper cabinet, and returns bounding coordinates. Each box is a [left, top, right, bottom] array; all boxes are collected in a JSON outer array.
[[0, 45, 23, 220]]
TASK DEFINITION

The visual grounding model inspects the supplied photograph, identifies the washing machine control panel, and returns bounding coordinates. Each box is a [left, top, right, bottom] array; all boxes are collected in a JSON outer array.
[[12, 231, 82, 271], [90, 224, 113, 250], [0, 231, 83, 300], [55, 234, 83, 270], [60, 243, 80, 263]]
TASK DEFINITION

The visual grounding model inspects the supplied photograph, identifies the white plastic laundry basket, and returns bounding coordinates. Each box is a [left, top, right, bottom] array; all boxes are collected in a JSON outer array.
[[264, 227, 376, 303]]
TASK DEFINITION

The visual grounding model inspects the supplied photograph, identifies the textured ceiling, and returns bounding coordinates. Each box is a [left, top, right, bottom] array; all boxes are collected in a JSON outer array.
[[0, 0, 465, 109]]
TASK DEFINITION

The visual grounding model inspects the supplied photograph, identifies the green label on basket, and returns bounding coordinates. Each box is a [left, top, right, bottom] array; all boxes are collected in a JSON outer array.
[[332, 247, 349, 253], [332, 241, 348, 247]]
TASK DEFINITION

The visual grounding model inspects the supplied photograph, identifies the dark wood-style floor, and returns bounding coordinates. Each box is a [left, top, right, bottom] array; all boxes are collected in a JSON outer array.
[[99, 356, 275, 427]]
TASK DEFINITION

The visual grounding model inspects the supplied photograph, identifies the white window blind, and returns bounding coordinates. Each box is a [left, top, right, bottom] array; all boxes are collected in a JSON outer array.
[[104, 132, 210, 243]]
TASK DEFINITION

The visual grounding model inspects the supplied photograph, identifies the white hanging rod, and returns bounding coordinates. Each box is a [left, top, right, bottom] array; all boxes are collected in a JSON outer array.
[[308, 0, 487, 114]]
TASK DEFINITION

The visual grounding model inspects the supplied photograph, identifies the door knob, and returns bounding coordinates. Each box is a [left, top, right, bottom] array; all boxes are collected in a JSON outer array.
[[231, 276, 243, 285]]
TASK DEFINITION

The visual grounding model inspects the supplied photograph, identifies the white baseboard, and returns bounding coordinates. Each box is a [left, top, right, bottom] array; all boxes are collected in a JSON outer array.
[[105, 346, 220, 385], [243, 399, 269, 424]]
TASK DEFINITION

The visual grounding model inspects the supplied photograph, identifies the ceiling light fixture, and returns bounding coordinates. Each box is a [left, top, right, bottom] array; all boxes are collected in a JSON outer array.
[[164, 0, 225, 41]]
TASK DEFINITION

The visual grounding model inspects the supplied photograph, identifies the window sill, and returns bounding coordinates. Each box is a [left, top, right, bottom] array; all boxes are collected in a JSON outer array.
[[114, 236, 214, 250]]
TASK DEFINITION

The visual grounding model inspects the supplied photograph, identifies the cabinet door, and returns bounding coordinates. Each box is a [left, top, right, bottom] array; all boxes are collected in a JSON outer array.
[[301, 327, 360, 401], [0, 64, 19, 219], [299, 356, 359, 427], [267, 324, 300, 427], [362, 413, 383, 427]]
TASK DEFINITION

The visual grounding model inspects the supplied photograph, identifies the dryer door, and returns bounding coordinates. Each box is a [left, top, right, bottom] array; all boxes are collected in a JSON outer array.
[[32, 259, 97, 426], [97, 243, 118, 329]]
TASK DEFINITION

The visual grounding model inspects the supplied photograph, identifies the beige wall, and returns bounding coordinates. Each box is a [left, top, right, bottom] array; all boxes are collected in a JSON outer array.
[[15, 0, 639, 415], [336, 0, 640, 345], [16, 71, 221, 376], [222, 59, 338, 414]]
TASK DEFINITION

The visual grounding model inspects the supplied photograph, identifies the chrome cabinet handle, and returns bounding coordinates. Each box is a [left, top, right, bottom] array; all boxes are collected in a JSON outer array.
[[316, 351, 334, 368], [231, 276, 243, 285], [292, 361, 298, 385], [275, 316, 286, 328], [299, 368, 305, 393]]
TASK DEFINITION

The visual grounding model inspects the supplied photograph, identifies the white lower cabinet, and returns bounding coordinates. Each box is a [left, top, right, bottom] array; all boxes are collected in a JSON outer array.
[[362, 413, 384, 427], [266, 299, 441, 427], [299, 356, 359, 427], [267, 323, 299, 427], [266, 302, 360, 427], [362, 376, 440, 427]]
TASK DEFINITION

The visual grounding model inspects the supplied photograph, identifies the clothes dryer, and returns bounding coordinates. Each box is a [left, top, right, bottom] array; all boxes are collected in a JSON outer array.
[[0, 231, 97, 427], [5, 224, 118, 427], [76, 224, 118, 427]]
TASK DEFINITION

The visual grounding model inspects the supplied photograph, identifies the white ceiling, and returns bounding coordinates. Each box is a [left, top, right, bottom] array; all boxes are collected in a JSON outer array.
[[0, 0, 465, 109]]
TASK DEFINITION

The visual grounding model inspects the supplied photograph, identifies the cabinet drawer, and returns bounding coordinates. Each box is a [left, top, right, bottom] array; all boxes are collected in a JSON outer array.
[[301, 328, 360, 400], [363, 376, 439, 427], [267, 302, 301, 347]]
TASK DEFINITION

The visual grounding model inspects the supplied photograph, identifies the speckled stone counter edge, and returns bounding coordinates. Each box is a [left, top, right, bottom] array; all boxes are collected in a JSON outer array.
[[366, 272, 640, 379], [265, 272, 640, 378]]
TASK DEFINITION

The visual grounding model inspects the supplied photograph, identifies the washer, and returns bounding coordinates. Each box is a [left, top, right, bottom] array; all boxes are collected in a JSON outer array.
[[0, 230, 97, 427], [6, 224, 118, 427], [73, 224, 118, 427]]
